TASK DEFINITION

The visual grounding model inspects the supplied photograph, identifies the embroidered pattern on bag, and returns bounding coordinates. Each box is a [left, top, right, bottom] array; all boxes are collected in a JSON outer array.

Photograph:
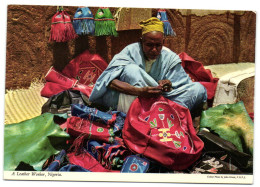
[[144, 116, 150, 122], [139, 101, 195, 153], [173, 141, 182, 148], [130, 163, 138, 171], [97, 127, 104, 132], [77, 11, 82, 15], [158, 128, 172, 142], [174, 131, 185, 139], [150, 118, 157, 128], [108, 128, 114, 136], [158, 107, 164, 112], [167, 118, 174, 128], [78, 60, 105, 86], [158, 114, 165, 120], [98, 12, 104, 16], [81, 70, 96, 84]]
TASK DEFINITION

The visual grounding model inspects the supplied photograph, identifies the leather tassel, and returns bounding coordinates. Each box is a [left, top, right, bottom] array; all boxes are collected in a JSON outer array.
[[157, 9, 176, 36], [49, 6, 78, 42], [94, 7, 118, 36], [73, 7, 95, 35]]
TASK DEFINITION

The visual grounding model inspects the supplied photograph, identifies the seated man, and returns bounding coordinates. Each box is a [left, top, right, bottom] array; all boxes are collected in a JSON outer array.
[[89, 17, 207, 115]]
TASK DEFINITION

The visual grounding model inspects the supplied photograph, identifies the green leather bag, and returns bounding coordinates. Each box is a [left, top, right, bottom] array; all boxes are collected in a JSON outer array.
[[4, 113, 70, 171], [94, 8, 118, 36]]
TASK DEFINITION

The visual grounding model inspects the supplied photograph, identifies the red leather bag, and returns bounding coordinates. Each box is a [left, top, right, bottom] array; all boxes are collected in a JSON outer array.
[[66, 135, 110, 172], [40, 67, 93, 98], [62, 49, 108, 86], [66, 116, 115, 144], [41, 50, 107, 98], [179, 52, 219, 101], [49, 10, 78, 42], [122, 96, 204, 171]]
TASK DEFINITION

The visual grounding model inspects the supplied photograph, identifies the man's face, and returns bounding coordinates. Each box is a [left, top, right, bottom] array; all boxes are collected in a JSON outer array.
[[141, 31, 164, 60]]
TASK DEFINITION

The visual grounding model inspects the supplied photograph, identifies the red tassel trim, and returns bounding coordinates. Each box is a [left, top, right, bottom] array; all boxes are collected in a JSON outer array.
[[49, 11, 78, 42], [67, 133, 88, 155]]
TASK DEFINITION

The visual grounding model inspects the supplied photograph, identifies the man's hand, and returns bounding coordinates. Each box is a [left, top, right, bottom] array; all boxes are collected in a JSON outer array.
[[158, 80, 172, 92], [137, 86, 162, 97], [109, 79, 162, 98]]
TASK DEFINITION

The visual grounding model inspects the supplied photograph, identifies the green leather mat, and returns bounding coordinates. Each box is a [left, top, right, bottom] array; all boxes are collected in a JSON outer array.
[[4, 113, 70, 171]]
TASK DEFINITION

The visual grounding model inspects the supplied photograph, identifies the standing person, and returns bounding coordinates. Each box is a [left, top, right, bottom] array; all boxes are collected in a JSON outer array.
[[89, 17, 207, 115]]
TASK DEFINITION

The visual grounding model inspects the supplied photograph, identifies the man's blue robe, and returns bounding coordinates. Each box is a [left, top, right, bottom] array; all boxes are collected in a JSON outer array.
[[89, 42, 207, 111]]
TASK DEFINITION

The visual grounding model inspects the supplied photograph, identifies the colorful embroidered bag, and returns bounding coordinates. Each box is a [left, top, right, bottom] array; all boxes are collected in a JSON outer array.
[[71, 104, 125, 135], [40, 66, 93, 98], [86, 140, 131, 170], [73, 7, 95, 35], [121, 155, 150, 173], [71, 104, 117, 125], [49, 7, 78, 42], [66, 135, 110, 172], [94, 7, 118, 36], [123, 96, 204, 171], [66, 116, 115, 143], [61, 49, 108, 86], [41, 50, 107, 98], [157, 9, 176, 36], [45, 149, 67, 171]]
